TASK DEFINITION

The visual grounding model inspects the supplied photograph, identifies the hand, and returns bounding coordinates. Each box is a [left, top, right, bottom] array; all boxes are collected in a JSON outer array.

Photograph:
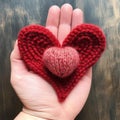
[[10, 4, 92, 120]]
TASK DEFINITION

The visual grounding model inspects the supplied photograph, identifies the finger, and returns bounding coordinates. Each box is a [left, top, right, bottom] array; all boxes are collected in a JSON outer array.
[[58, 4, 73, 44], [10, 40, 28, 75], [72, 8, 83, 29], [46, 5, 60, 37], [63, 68, 92, 117]]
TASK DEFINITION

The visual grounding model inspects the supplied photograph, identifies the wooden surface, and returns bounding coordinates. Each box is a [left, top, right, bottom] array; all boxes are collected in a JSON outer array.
[[0, 0, 120, 120]]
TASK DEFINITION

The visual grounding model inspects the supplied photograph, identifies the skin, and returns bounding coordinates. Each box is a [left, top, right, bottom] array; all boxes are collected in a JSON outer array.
[[10, 4, 92, 120]]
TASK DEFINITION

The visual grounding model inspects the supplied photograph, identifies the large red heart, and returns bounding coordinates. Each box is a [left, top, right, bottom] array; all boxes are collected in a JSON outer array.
[[18, 24, 106, 102]]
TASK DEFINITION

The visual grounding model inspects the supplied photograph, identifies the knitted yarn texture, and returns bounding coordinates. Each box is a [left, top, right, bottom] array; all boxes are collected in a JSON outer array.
[[18, 24, 106, 102], [43, 47, 80, 78]]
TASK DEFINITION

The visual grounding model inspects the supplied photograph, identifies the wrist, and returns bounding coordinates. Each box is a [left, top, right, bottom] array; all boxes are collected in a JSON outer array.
[[15, 107, 73, 120], [14, 111, 47, 120]]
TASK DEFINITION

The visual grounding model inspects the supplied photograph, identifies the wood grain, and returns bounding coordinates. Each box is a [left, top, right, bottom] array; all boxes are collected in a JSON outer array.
[[75, 0, 120, 120], [0, 0, 120, 120]]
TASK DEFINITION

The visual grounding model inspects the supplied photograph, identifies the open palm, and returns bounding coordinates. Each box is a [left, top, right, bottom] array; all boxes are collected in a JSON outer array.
[[11, 4, 92, 120]]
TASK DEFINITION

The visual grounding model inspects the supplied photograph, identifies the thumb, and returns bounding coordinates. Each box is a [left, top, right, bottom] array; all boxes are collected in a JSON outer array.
[[10, 40, 28, 76]]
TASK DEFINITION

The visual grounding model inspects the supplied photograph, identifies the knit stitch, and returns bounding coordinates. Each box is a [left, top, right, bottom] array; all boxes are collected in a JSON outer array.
[[43, 47, 79, 78], [18, 24, 106, 102]]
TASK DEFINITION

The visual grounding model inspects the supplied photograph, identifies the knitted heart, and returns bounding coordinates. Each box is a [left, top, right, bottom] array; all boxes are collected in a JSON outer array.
[[43, 47, 80, 78], [18, 24, 106, 102]]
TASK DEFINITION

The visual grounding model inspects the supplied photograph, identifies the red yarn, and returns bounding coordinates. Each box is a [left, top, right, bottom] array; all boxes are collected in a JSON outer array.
[[18, 24, 106, 102]]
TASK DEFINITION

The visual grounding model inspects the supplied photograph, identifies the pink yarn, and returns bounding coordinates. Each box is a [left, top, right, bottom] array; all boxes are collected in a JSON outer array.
[[43, 47, 80, 78]]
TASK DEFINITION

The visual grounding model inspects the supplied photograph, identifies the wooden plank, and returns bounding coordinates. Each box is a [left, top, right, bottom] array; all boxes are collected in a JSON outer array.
[[75, 0, 120, 120]]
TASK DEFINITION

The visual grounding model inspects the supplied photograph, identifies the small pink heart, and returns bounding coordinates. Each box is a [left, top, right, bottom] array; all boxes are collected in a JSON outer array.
[[43, 47, 80, 78]]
